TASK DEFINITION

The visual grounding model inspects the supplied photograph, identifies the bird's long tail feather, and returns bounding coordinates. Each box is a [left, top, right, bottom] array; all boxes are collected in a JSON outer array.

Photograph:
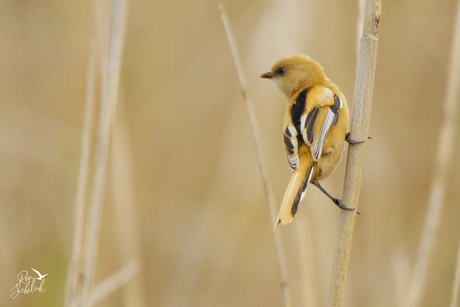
[[274, 163, 314, 231]]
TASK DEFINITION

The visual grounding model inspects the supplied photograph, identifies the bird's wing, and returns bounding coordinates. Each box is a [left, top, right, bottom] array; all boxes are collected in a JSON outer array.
[[301, 87, 342, 161], [31, 268, 41, 276], [283, 88, 309, 171], [283, 122, 299, 171]]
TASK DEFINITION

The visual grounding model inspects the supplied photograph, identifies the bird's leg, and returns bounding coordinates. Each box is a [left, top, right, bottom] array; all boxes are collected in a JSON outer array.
[[311, 181, 360, 214], [345, 132, 364, 145]]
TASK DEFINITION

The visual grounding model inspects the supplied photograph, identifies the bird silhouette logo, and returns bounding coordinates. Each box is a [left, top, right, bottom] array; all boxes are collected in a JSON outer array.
[[31, 268, 48, 280]]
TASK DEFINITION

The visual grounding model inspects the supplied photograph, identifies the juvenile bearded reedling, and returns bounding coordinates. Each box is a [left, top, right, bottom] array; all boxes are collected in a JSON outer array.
[[260, 54, 361, 231]]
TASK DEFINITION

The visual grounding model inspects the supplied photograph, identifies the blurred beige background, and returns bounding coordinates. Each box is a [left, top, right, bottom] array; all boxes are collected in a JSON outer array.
[[1, 0, 460, 306]]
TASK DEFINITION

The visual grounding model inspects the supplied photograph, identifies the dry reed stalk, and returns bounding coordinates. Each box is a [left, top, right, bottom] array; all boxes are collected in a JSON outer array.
[[110, 113, 147, 306], [87, 260, 140, 307], [451, 237, 460, 307], [64, 41, 97, 307], [219, 3, 292, 307], [328, 0, 382, 306], [79, 0, 129, 305], [407, 1, 460, 306]]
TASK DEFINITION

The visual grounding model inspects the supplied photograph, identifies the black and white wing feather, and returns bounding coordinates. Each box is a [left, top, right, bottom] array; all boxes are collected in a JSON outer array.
[[300, 88, 342, 161], [283, 123, 299, 171]]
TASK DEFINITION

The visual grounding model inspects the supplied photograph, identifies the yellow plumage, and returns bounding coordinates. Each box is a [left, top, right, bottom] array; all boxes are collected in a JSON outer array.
[[261, 54, 352, 231]]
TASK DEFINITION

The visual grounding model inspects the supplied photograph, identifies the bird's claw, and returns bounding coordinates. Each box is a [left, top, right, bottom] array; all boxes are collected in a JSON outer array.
[[345, 133, 365, 145], [334, 199, 361, 215]]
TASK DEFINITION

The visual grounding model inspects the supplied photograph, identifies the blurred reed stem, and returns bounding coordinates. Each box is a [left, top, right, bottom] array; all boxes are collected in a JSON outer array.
[[110, 112, 147, 306], [219, 3, 292, 307], [64, 41, 97, 307], [451, 237, 460, 307], [407, 1, 460, 306], [79, 0, 129, 305], [87, 260, 140, 307], [328, 0, 382, 306]]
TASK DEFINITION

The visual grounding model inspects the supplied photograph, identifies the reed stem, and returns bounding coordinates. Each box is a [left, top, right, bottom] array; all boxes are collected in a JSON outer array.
[[219, 4, 292, 307], [328, 1, 382, 305]]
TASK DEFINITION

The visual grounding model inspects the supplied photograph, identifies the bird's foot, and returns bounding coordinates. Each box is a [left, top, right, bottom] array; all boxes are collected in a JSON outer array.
[[345, 133, 364, 145], [345, 133, 372, 144], [334, 199, 361, 215]]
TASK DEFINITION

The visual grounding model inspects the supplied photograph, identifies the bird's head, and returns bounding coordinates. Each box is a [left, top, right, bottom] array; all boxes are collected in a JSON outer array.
[[260, 54, 325, 98]]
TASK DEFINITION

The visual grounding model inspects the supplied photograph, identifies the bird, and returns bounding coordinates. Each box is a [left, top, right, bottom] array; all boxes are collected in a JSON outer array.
[[31, 268, 49, 280], [260, 54, 361, 231]]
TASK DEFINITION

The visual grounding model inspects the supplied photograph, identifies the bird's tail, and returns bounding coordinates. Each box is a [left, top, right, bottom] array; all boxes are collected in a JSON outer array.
[[274, 163, 314, 231]]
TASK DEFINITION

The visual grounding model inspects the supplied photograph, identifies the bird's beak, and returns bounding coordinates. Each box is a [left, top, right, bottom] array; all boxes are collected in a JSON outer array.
[[260, 71, 274, 79]]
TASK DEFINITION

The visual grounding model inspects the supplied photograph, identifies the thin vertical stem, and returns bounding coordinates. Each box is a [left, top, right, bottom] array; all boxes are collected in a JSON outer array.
[[450, 237, 460, 307], [219, 3, 292, 307], [110, 113, 147, 307], [64, 40, 97, 307], [407, 1, 460, 306], [328, 0, 382, 306], [79, 0, 129, 305]]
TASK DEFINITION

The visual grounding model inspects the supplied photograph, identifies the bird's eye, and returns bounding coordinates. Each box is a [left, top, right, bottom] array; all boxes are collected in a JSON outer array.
[[277, 68, 286, 75]]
